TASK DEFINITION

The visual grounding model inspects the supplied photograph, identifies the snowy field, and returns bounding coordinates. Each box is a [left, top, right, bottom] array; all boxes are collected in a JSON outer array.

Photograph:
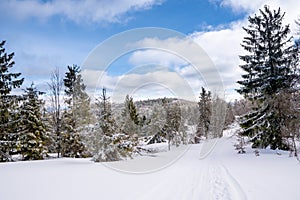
[[1, 134, 300, 200]]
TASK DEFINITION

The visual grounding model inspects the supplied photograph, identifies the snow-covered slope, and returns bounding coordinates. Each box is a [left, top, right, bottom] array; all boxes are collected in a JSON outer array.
[[1, 134, 300, 200]]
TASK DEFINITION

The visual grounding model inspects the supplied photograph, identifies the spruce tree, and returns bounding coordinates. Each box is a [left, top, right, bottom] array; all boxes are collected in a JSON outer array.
[[162, 98, 181, 150], [124, 95, 139, 125], [62, 65, 89, 157], [64, 65, 91, 127], [19, 84, 48, 160], [237, 6, 299, 150], [89, 88, 132, 162], [95, 87, 116, 136], [121, 95, 139, 136], [0, 40, 24, 162], [195, 87, 211, 142]]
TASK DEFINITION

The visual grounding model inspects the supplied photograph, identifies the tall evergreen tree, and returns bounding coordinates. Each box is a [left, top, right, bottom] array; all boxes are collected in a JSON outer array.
[[162, 98, 181, 150], [64, 65, 91, 127], [0, 40, 24, 162], [95, 87, 116, 136], [124, 95, 139, 125], [237, 6, 299, 150], [195, 87, 211, 142], [121, 95, 139, 136], [88, 88, 132, 162], [19, 84, 48, 160], [62, 65, 89, 158]]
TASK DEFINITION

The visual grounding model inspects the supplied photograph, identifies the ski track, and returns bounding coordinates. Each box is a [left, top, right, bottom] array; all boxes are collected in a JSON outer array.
[[208, 165, 231, 200], [136, 137, 247, 200], [206, 164, 247, 200], [206, 137, 247, 200]]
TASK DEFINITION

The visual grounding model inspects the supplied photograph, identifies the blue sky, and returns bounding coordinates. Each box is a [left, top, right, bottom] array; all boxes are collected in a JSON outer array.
[[0, 0, 298, 102]]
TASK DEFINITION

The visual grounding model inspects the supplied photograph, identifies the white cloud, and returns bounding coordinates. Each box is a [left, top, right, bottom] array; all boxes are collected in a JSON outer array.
[[190, 0, 300, 100], [216, 0, 300, 31], [216, 0, 266, 13], [0, 0, 163, 24], [190, 20, 246, 100], [128, 49, 188, 67], [81, 69, 119, 91], [113, 70, 196, 102], [124, 37, 233, 100], [174, 65, 206, 95], [130, 37, 224, 91], [82, 34, 225, 102], [81, 68, 197, 103]]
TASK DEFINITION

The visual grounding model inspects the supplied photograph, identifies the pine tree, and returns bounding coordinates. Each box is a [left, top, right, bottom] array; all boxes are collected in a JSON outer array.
[[195, 87, 211, 142], [0, 40, 24, 162], [64, 65, 91, 127], [19, 84, 48, 160], [125, 95, 139, 125], [237, 6, 299, 150], [62, 65, 89, 158], [162, 98, 181, 150], [121, 95, 140, 136], [89, 88, 132, 162], [95, 87, 117, 136]]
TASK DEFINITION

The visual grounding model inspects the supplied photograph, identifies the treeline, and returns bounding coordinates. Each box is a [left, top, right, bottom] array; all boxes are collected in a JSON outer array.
[[0, 47, 93, 162], [0, 40, 236, 162]]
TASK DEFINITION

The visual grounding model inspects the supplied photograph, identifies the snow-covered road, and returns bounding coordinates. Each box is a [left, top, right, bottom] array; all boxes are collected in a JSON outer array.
[[1, 136, 300, 200], [135, 140, 246, 200], [138, 137, 247, 200]]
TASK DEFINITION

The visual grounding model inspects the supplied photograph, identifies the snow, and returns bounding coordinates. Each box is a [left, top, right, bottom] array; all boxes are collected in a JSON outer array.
[[1, 126, 300, 200], [138, 142, 169, 153]]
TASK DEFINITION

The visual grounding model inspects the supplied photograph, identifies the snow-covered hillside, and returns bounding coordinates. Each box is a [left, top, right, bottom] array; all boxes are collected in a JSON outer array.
[[1, 132, 300, 200]]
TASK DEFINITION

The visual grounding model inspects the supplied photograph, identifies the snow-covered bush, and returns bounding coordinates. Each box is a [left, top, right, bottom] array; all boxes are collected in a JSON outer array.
[[87, 126, 134, 162]]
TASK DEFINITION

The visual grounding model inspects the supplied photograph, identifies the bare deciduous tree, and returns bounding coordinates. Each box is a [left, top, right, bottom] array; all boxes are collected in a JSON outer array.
[[48, 68, 63, 158]]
